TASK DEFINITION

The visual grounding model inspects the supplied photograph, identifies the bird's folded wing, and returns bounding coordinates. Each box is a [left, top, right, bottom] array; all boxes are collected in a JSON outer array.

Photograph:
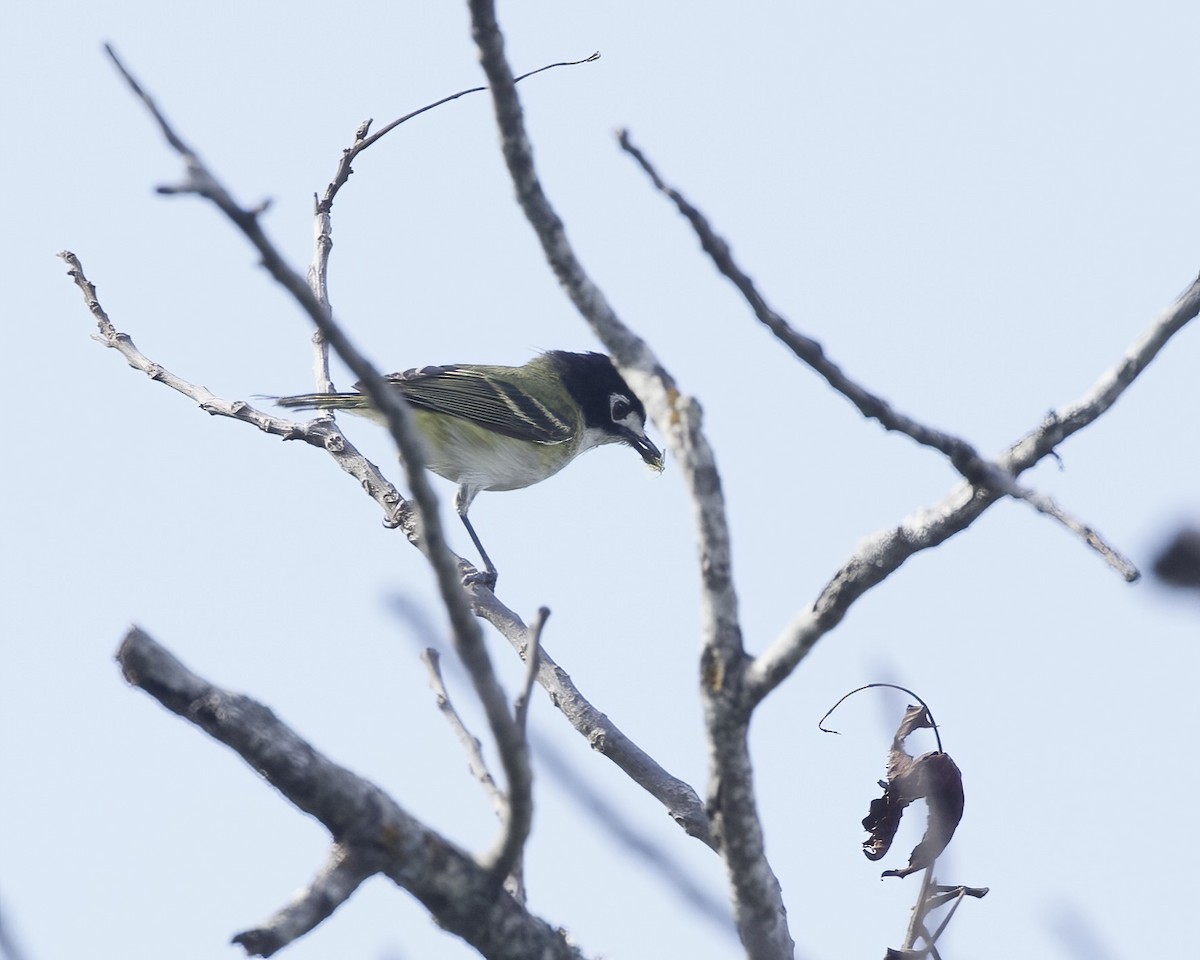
[[372, 365, 575, 444]]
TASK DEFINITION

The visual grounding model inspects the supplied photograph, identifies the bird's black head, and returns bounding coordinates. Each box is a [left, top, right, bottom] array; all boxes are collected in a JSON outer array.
[[549, 351, 664, 469]]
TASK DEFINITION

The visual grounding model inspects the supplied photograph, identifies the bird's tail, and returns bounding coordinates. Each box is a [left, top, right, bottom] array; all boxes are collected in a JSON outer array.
[[273, 391, 369, 413]]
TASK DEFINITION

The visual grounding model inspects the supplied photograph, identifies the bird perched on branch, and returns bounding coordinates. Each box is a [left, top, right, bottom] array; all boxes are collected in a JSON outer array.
[[275, 350, 664, 585]]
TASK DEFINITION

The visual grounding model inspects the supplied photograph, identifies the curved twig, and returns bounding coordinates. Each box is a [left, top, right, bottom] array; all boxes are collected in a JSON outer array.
[[318, 52, 600, 214], [818, 683, 943, 754]]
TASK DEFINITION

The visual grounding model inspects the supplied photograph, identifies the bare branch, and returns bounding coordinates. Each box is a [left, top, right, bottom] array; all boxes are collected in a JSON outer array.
[[116, 626, 585, 960], [475, 594, 715, 847], [514, 606, 547, 736], [746, 275, 1200, 703], [232, 844, 374, 957], [896, 869, 988, 957], [466, 4, 789, 956], [423, 647, 528, 901], [304, 53, 599, 393], [416, 589, 716, 907], [318, 53, 600, 215], [62, 240, 706, 860], [422, 648, 507, 820], [480, 606, 547, 893], [466, 0, 744, 735], [902, 868, 937, 954], [102, 46, 535, 887], [93, 49, 716, 870], [57, 250, 407, 527], [617, 130, 1138, 582], [432, 630, 724, 930], [306, 213, 336, 397]]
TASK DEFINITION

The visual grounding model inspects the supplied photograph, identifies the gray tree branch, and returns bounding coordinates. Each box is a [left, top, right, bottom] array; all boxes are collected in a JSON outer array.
[[65, 44, 720, 953], [306, 54, 598, 398], [422, 648, 529, 900], [616, 129, 1138, 583], [117, 627, 585, 960], [102, 43, 535, 894], [423, 648, 509, 820], [746, 277, 1200, 704], [57, 250, 407, 527], [474, 595, 716, 846], [233, 843, 375, 957], [60, 246, 712, 852], [466, 4, 789, 957]]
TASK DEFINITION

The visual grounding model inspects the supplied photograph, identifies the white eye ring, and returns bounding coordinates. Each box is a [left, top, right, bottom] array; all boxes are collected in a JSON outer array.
[[610, 393, 632, 422]]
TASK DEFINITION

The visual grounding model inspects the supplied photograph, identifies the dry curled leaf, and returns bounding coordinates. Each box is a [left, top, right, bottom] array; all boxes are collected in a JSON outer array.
[[862, 704, 965, 879]]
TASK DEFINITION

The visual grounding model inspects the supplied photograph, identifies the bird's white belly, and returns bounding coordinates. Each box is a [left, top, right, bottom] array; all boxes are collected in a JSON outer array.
[[428, 441, 566, 491], [414, 411, 579, 492]]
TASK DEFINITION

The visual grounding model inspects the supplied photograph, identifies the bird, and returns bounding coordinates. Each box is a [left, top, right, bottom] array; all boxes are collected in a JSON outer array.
[[275, 350, 664, 585]]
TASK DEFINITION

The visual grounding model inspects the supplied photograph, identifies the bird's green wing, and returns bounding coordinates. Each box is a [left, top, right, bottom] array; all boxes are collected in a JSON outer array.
[[372, 365, 576, 444]]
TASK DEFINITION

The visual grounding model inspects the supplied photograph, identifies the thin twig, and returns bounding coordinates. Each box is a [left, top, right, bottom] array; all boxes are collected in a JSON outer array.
[[924, 884, 989, 910], [818, 683, 943, 753], [421, 649, 507, 820], [56, 251, 407, 527], [422, 647, 526, 900], [618, 129, 1139, 583], [514, 607, 548, 735], [895, 871, 988, 957], [306, 53, 599, 392], [482, 606, 548, 896], [318, 52, 600, 214], [482, 607, 547, 885], [465, 5, 790, 957], [233, 843, 375, 957], [89, 39, 714, 873], [745, 272, 1200, 704], [385, 592, 713, 846], [925, 887, 967, 945], [475, 594, 715, 847], [116, 627, 584, 960], [903, 868, 936, 951], [60, 257, 711, 851], [103, 43, 535, 891]]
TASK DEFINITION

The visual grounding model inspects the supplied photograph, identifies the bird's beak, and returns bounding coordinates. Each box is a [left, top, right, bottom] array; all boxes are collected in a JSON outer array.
[[626, 429, 665, 473]]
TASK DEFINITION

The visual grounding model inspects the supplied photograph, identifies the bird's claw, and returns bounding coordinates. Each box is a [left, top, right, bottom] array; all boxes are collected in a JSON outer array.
[[459, 560, 497, 590]]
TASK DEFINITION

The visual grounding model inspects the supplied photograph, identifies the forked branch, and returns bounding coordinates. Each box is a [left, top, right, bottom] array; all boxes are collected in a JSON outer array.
[[102, 44, 534, 884], [746, 272, 1200, 703], [617, 130, 1139, 583], [607, 131, 1198, 705], [70, 43, 713, 916], [117, 627, 584, 960], [466, 3, 787, 957]]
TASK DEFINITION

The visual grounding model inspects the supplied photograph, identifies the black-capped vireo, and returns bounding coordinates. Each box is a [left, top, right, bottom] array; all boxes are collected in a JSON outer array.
[[275, 350, 664, 584]]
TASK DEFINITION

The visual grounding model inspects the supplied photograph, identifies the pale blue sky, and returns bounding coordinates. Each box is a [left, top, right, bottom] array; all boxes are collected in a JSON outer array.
[[5, 3, 1199, 959]]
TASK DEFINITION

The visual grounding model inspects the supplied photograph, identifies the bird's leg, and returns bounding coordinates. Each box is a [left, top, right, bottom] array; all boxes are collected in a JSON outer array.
[[459, 513, 498, 588], [453, 486, 497, 587]]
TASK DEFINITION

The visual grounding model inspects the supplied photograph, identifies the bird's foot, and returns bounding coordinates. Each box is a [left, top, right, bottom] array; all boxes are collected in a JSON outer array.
[[459, 560, 497, 590]]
